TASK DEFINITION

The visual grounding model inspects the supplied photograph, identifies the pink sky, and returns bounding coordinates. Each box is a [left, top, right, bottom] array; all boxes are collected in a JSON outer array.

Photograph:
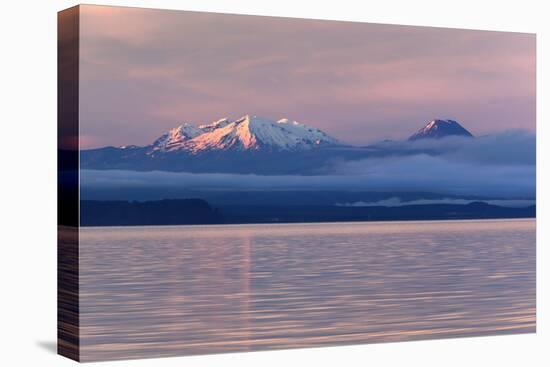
[[79, 5, 535, 148]]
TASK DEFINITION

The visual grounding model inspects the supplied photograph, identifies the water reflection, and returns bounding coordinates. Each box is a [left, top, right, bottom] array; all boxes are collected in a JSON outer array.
[[79, 219, 535, 361]]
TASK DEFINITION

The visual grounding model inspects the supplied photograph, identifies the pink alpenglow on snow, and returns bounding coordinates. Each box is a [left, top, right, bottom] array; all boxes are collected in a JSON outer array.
[[150, 115, 339, 153]]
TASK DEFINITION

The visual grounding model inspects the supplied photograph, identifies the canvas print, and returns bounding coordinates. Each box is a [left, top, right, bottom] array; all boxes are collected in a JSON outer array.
[[58, 5, 536, 362]]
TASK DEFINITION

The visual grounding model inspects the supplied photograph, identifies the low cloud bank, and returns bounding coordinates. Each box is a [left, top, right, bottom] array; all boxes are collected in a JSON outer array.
[[363, 130, 535, 166], [81, 130, 535, 200], [81, 162, 534, 199], [336, 197, 535, 208]]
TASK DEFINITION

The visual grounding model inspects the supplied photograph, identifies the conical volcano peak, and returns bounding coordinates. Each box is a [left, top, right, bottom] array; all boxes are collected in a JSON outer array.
[[408, 119, 474, 141]]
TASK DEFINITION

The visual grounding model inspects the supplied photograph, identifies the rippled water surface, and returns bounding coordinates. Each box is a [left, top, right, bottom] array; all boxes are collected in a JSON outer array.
[[80, 219, 535, 361]]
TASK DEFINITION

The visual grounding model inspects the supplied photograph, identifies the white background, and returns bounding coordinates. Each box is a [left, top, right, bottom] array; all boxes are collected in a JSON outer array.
[[0, 0, 547, 366]]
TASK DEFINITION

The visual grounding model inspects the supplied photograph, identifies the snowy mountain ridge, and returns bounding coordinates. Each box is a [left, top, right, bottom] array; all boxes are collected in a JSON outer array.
[[81, 117, 479, 173], [150, 115, 340, 153]]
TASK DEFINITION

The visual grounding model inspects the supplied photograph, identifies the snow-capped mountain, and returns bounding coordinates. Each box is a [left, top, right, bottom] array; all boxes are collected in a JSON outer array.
[[151, 115, 339, 153], [152, 123, 203, 151], [408, 119, 473, 141], [80, 116, 478, 174], [198, 118, 232, 132]]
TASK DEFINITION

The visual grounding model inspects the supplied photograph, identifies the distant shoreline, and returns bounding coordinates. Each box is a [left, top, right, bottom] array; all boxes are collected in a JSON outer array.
[[80, 199, 535, 227]]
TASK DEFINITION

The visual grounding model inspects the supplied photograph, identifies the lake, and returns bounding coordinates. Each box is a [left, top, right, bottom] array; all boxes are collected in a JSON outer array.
[[79, 219, 535, 361]]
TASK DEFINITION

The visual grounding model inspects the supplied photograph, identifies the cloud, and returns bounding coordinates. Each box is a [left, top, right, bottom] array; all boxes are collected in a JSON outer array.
[[325, 131, 535, 196], [336, 197, 535, 208], [330, 155, 533, 196], [353, 130, 535, 166], [81, 162, 534, 199], [80, 130, 535, 200]]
